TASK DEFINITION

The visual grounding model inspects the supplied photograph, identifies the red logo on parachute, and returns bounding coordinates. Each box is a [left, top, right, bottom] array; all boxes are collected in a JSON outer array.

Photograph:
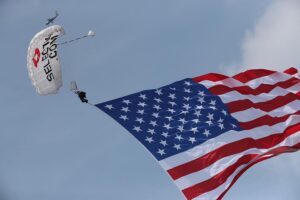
[[32, 48, 41, 68]]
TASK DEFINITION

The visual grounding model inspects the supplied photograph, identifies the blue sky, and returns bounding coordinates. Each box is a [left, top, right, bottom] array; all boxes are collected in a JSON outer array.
[[1, 0, 300, 199]]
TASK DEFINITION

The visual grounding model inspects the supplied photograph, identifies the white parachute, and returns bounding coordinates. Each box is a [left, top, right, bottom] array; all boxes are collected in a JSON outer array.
[[27, 25, 65, 95], [27, 25, 95, 95]]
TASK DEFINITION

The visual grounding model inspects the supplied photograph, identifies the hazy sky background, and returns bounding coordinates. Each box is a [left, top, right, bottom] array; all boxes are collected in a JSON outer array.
[[1, 0, 300, 199]]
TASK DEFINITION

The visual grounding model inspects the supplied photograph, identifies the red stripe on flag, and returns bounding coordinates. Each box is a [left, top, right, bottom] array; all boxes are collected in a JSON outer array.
[[193, 68, 297, 84], [232, 69, 274, 83], [167, 123, 300, 180], [227, 92, 300, 113], [192, 73, 228, 82], [209, 77, 300, 95], [216, 143, 300, 200], [182, 154, 258, 200], [192, 69, 276, 84], [284, 67, 298, 75], [240, 110, 300, 130]]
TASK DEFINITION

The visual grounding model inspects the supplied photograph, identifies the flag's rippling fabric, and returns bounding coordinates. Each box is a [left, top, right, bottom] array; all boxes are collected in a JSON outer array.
[[96, 67, 300, 200]]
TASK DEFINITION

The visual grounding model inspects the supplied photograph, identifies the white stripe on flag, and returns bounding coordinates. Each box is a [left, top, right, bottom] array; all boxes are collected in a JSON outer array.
[[218, 83, 300, 104], [231, 100, 300, 121], [159, 115, 300, 170], [174, 130, 300, 190], [199, 71, 294, 89]]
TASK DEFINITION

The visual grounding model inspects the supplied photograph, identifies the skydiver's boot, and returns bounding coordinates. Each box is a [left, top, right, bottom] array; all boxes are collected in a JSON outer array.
[[82, 98, 88, 103]]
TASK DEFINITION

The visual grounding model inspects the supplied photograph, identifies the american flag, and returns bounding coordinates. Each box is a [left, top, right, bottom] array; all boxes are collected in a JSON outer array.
[[96, 67, 300, 200]]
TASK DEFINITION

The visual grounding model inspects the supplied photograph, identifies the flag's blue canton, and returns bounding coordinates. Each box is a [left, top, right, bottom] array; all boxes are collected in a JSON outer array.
[[96, 79, 242, 160]]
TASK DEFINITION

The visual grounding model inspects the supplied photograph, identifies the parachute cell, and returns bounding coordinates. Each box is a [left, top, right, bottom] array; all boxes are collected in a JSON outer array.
[[27, 25, 65, 95]]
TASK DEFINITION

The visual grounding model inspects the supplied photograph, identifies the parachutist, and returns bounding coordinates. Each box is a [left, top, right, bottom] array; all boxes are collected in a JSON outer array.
[[76, 91, 88, 103], [70, 82, 89, 104]]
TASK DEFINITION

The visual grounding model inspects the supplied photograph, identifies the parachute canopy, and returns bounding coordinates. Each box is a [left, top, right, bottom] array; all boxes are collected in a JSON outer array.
[[27, 25, 65, 95]]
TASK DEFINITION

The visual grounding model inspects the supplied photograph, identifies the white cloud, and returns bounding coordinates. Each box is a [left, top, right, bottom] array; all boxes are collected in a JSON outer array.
[[240, 0, 300, 71], [234, 0, 300, 178]]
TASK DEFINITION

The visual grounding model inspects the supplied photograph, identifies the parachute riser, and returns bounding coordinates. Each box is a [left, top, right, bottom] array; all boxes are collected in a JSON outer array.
[[58, 35, 88, 45]]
